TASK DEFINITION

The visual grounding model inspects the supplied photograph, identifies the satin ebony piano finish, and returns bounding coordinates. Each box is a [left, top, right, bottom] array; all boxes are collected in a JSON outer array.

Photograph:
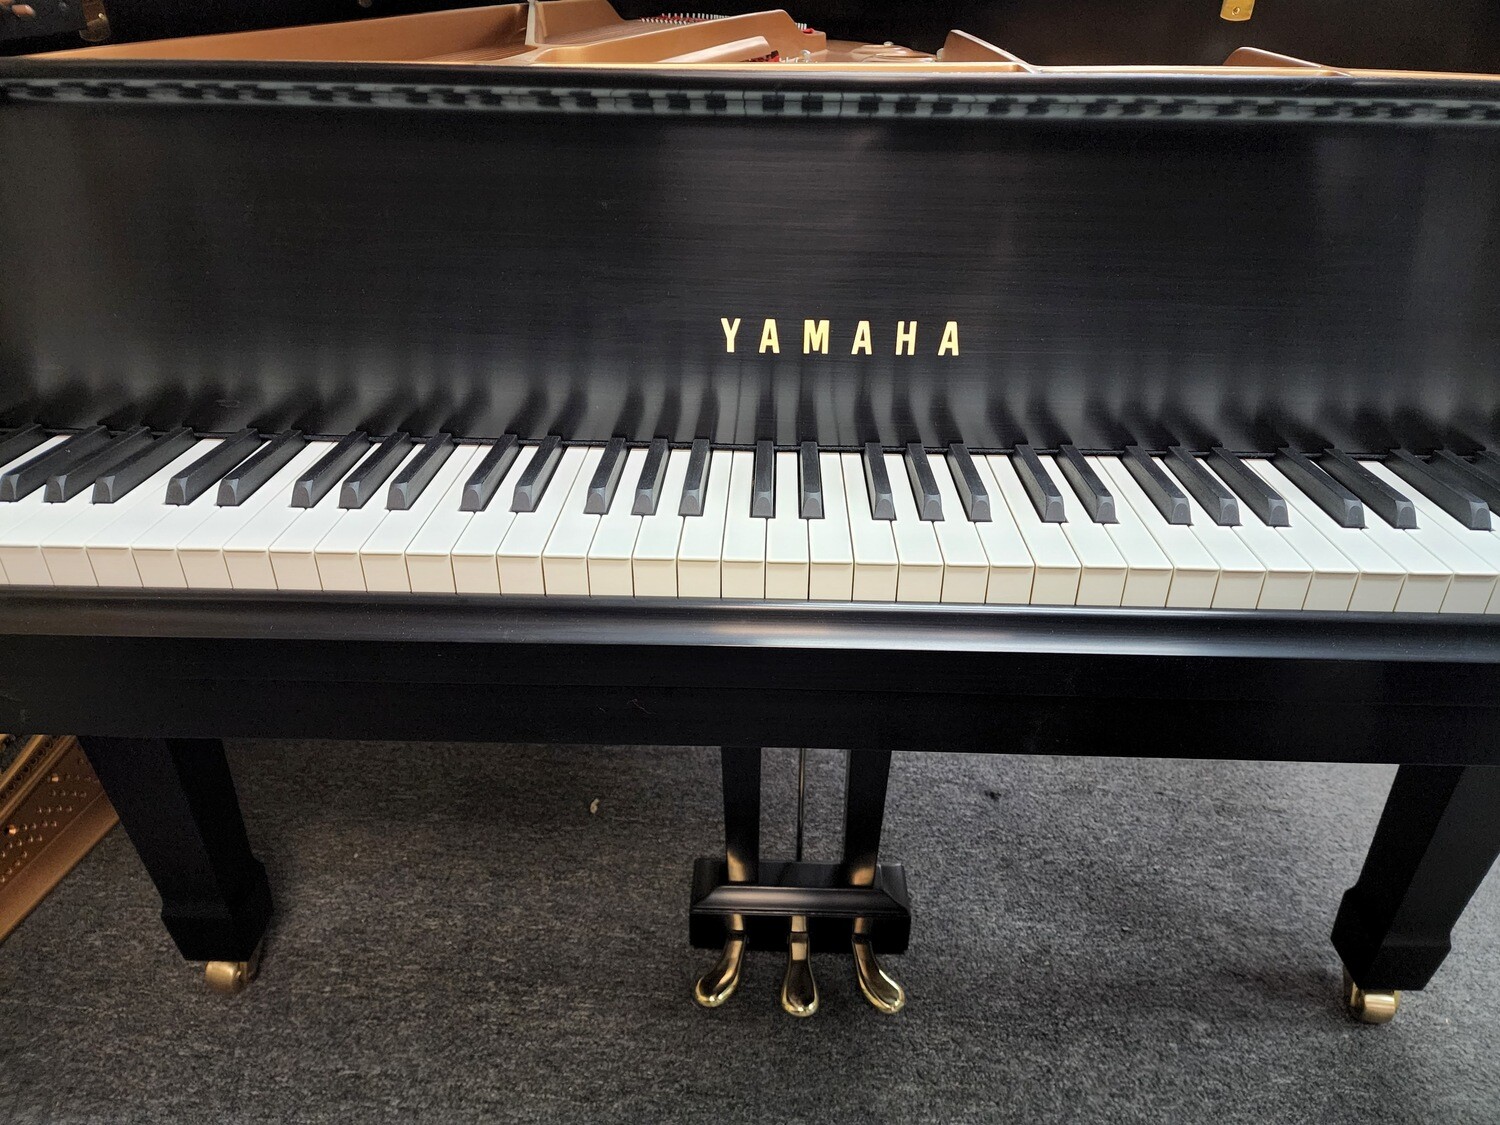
[[2, 66, 1500, 452], [1, 590, 1498, 762]]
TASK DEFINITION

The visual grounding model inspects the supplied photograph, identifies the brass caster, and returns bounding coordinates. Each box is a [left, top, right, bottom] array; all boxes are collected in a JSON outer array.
[[693, 931, 747, 1008], [780, 916, 819, 1018], [204, 940, 263, 996], [1344, 969, 1400, 1024], [852, 936, 906, 1014]]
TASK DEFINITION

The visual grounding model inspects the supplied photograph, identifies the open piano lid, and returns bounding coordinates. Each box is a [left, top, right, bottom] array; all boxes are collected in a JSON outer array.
[[20, 0, 1500, 81]]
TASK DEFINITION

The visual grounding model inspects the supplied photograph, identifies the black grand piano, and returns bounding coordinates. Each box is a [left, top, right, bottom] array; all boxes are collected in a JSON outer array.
[[1, 0, 1498, 1023]]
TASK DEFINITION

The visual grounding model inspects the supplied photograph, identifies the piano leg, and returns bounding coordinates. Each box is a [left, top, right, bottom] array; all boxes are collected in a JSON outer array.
[[844, 749, 906, 1014], [79, 737, 271, 994], [1331, 764, 1500, 1023], [693, 745, 760, 1008]]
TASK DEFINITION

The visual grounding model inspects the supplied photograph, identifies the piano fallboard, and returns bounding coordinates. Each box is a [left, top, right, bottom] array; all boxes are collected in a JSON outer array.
[[1, 589, 1497, 765], [3, 65, 1500, 451]]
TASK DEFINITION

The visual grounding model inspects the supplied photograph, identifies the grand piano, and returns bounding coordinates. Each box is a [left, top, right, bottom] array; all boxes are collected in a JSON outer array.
[[1, 0, 1498, 1023]]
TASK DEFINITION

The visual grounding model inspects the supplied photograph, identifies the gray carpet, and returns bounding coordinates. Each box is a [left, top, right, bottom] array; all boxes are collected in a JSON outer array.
[[1, 743, 1497, 1124]]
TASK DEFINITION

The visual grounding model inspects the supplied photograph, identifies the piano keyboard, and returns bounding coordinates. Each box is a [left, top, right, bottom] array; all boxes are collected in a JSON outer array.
[[2, 426, 1499, 612]]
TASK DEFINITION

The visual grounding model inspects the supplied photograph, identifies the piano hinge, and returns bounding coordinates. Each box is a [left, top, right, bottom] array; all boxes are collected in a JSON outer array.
[[1221, 0, 1254, 20]]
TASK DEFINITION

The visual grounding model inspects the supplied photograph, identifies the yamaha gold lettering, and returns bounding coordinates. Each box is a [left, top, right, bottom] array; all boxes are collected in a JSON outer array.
[[719, 318, 960, 357]]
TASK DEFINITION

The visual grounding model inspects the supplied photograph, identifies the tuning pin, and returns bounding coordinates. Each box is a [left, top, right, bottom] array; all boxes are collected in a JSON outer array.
[[779, 915, 818, 1017], [692, 930, 747, 1009], [852, 934, 906, 1014]]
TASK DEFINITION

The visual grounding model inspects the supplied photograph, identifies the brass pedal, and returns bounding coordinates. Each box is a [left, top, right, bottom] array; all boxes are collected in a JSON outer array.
[[1, 735, 119, 943], [779, 914, 818, 1017], [693, 928, 747, 1008], [852, 933, 906, 1014]]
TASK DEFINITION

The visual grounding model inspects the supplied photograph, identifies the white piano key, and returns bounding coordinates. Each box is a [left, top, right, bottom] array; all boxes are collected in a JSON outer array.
[[1252, 460, 1405, 612], [358, 445, 480, 594], [0, 481, 100, 585], [982, 455, 1080, 605], [269, 468, 354, 592], [1039, 454, 1127, 606], [880, 452, 944, 602], [632, 449, 691, 597], [924, 456, 989, 603], [947, 459, 1034, 605], [541, 447, 606, 595], [0, 436, 144, 585], [722, 450, 768, 598], [807, 451, 854, 601], [37, 443, 203, 587], [1192, 457, 1314, 609], [215, 441, 340, 590], [447, 450, 536, 595], [1079, 457, 1171, 607], [765, 451, 809, 599], [677, 449, 733, 598], [1242, 461, 1364, 612], [1364, 462, 1500, 614], [587, 447, 649, 597], [123, 443, 232, 589], [840, 452, 898, 601], [1145, 456, 1264, 609], [0, 437, 67, 585], [1187, 462, 1315, 610], [403, 447, 483, 594], [1095, 457, 1219, 609], [308, 447, 423, 592], [498, 446, 590, 594], [179, 444, 329, 589], [77, 444, 223, 588], [1319, 463, 1458, 612]]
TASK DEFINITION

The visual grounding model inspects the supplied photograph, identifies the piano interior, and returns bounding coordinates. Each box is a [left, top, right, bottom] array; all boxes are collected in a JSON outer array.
[[33, 0, 1500, 79]]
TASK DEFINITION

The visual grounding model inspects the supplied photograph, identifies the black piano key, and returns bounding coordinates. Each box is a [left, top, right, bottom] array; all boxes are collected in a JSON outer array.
[[293, 431, 370, 509], [339, 432, 412, 510], [862, 443, 896, 520], [1207, 447, 1288, 527], [945, 444, 990, 522], [585, 436, 628, 515], [1, 426, 110, 502], [904, 444, 943, 521], [93, 427, 197, 504], [678, 438, 712, 517], [386, 433, 454, 510], [1165, 446, 1239, 526], [166, 429, 262, 505], [798, 441, 823, 520], [631, 438, 671, 516], [1273, 447, 1364, 528], [0, 424, 46, 469], [751, 439, 775, 518], [1428, 449, 1500, 511], [216, 430, 307, 507], [1318, 449, 1417, 530], [1123, 446, 1190, 524], [1477, 449, 1500, 477], [460, 434, 520, 513], [1012, 444, 1066, 523], [1384, 448, 1490, 530], [45, 425, 152, 503], [510, 435, 563, 513], [1056, 445, 1115, 524]]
